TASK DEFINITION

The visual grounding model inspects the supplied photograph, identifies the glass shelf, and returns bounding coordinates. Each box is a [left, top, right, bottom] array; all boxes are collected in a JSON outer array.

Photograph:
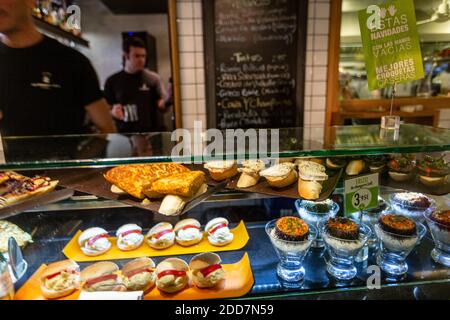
[[2, 124, 450, 170], [11, 191, 450, 300]]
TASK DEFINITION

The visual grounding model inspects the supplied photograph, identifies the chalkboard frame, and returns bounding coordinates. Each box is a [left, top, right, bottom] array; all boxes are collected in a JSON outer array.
[[203, 0, 308, 129]]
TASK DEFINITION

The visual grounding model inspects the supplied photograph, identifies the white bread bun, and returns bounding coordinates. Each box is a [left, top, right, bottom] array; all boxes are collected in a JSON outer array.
[[174, 219, 203, 246], [146, 222, 175, 249], [78, 227, 108, 246], [388, 171, 413, 182], [122, 257, 156, 292], [78, 227, 111, 256], [298, 178, 322, 200], [110, 185, 127, 195], [325, 158, 347, 170], [236, 170, 260, 188], [419, 175, 447, 186], [156, 258, 189, 293], [40, 259, 80, 299], [116, 224, 144, 251], [260, 163, 298, 188], [204, 161, 238, 181], [158, 183, 208, 216], [189, 252, 221, 269], [205, 218, 233, 246], [297, 161, 328, 181], [189, 253, 225, 288], [81, 262, 124, 292], [346, 160, 365, 176], [295, 157, 324, 165]]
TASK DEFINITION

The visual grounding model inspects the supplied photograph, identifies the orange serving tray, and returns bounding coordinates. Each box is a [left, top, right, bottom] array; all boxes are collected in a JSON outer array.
[[15, 253, 254, 300], [63, 221, 249, 262]]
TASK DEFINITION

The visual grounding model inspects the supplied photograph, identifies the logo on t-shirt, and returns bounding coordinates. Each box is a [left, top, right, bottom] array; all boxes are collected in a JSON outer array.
[[31, 72, 62, 90], [139, 83, 150, 91]]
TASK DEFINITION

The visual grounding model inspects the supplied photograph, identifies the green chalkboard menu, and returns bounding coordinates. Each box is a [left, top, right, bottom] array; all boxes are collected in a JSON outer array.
[[203, 0, 307, 129]]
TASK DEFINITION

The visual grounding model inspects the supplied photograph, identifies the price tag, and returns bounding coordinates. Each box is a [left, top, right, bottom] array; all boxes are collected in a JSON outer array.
[[344, 173, 379, 216]]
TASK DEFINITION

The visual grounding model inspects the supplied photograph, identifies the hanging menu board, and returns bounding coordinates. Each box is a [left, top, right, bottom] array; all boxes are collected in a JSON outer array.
[[203, 0, 307, 129]]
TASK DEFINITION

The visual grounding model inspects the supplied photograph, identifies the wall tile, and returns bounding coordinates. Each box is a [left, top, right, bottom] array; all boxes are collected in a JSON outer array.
[[193, 1, 202, 18], [181, 100, 198, 114], [197, 99, 206, 114], [311, 111, 325, 125], [305, 66, 313, 81], [315, 3, 330, 19], [182, 114, 197, 129], [179, 52, 196, 68], [305, 82, 312, 96], [177, 2, 193, 19], [180, 68, 196, 84], [312, 66, 327, 81], [177, 19, 194, 35], [307, 35, 314, 50], [196, 84, 205, 99], [195, 35, 204, 51], [311, 96, 326, 111], [306, 51, 313, 66], [195, 52, 204, 68], [314, 35, 329, 50], [313, 51, 328, 66], [314, 18, 329, 35], [178, 36, 195, 52], [194, 19, 203, 35], [307, 19, 314, 35], [196, 68, 205, 84], [304, 96, 312, 111], [312, 81, 327, 96], [181, 84, 197, 100]]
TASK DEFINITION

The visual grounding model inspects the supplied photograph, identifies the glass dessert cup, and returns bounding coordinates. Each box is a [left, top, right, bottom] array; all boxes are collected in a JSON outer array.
[[351, 196, 390, 251], [375, 221, 426, 277], [389, 193, 436, 223], [265, 220, 317, 284], [295, 199, 339, 248], [319, 220, 371, 281], [423, 211, 450, 267]]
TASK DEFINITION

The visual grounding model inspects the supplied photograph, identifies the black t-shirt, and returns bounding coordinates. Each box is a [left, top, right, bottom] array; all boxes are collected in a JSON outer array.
[[104, 70, 162, 133], [0, 36, 103, 136]]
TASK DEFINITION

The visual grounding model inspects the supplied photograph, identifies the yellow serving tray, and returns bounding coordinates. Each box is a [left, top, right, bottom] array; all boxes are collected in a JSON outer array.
[[15, 253, 254, 300], [62, 221, 249, 262]]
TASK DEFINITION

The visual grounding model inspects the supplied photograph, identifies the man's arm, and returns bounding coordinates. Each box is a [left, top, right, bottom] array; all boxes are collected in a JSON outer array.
[[85, 98, 117, 133]]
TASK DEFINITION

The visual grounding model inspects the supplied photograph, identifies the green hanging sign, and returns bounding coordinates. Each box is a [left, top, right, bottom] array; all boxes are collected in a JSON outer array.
[[358, 0, 424, 91]]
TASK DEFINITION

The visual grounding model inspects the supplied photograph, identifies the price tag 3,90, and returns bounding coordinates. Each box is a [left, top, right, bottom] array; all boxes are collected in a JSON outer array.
[[344, 173, 379, 216]]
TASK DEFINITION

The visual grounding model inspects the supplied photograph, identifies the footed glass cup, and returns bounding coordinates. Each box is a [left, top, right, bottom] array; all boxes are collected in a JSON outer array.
[[423, 211, 450, 267], [266, 220, 317, 284], [375, 222, 426, 277], [319, 220, 371, 281]]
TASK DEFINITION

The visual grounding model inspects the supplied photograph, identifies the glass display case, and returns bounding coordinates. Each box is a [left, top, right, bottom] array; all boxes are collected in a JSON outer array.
[[2, 124, 450, 300]]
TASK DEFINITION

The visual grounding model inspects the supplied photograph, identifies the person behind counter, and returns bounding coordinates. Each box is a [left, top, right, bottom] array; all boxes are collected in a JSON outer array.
[[0, 0, 117, 136], [104, 37, 167, 133]]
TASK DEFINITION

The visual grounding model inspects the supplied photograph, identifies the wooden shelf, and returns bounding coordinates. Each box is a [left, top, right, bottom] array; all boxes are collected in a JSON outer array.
[[33, 17, 89, 48], [332, 110, 440, 127], [340, 97, 450, 112]]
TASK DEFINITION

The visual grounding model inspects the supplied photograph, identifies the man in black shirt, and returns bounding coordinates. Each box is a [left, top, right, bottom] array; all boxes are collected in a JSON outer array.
[[0, 0, 116, 136], [104, 37, 166, 133]]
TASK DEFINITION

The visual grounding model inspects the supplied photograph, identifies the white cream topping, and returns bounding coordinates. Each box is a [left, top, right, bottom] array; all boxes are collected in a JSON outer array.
[[260, 163, 295, 178], [177, 228, 202, 241], [149, 232, 175, 245], [204, 160, 236, 170], [87, 237, 110, 251], [118, 233, 144, 247], [208, 226, 233, 244]]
